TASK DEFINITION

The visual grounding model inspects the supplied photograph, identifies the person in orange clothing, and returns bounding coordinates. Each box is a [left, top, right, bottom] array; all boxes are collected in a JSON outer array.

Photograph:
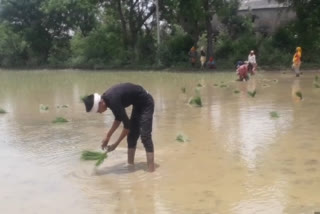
[[292, 47, 302, 77], [188, 46, 197, 67]]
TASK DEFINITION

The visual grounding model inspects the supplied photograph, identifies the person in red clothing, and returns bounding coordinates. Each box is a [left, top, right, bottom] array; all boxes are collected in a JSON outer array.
[[207, 56, 216, 69], [236, 63, 253, 81]]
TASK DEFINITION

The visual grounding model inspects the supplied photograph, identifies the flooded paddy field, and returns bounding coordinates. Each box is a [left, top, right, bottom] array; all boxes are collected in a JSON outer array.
[[0, 70, 320, 214]]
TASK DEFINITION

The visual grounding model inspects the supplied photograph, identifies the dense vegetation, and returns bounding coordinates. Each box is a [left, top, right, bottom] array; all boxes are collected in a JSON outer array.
[[0, 0, 319, 69]]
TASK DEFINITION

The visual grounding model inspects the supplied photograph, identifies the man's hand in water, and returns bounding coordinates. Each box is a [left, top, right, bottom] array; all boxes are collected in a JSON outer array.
[[101, 136, 110, 150], [107, 143, 118, 152]]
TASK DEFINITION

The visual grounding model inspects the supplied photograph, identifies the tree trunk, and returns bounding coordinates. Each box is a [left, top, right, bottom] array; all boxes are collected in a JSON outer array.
[[204, 0, 213, 59], [116, 0, 128, 49]]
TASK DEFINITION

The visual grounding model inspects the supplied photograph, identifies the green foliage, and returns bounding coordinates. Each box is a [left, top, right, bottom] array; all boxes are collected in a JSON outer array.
[[0, 24, 28, 66], [0, 108, 7, 114], [81, 150, 107, 166], [159, 31, 194, 66], [52, 117, 68, 123], [70, 22, 124, 67], [270, 111, 280, 118]]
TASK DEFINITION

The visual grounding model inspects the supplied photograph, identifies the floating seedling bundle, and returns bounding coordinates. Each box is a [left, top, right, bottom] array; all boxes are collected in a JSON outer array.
[[0, 108, 7, 114], [197, 83, 203, 87], [295, 91, 303, 100], [248, 90, 256, 97], [40, 104, 49, 111], [189, 95, 202, 107], [81, 150, 108, 166], [181, 87, 186, 93], [57, 104, 69, 108], [314, 75, 320, 88], [233, 90, 240, 94], [52, 117, 68, 123], [176, 134, 189, 143], [270, 111, 279, 118]]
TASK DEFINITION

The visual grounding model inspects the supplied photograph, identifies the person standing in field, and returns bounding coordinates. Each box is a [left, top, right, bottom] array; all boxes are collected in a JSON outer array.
[[200, 47, 206, 69], [188, 46, 197, 67], [82, 83, 155, 172], [292, 47, 302, 77], [248, 50, 257, 74]]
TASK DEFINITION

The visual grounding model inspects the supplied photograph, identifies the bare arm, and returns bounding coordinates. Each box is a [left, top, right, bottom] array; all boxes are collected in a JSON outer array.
[[101, 120, 121, 150], [107, 127, 130, 152]]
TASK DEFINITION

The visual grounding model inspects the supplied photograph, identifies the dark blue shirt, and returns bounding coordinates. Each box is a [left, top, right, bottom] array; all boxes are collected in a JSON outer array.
[[101, 83, 149, 129]]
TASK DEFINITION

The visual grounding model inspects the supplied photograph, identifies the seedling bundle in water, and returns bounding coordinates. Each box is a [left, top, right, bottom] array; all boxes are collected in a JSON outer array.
[[181, 87, 186, 93], [248, 90, 256, 97], [0, 108, 7, 114], [57, 104, 69, 108], [40, 104, 49, 111], [220, 84, 228, 88], [295, 91, 303, 100], [52, 117, 68, 123], [197, 83, 203, 87], [233, 90, 240, 94], [81, 150, 108, 166], [314, 75, 320, 88], [189, 95, 202, 107], [270, 111, 280, 118], [176, 134, 189, 143]]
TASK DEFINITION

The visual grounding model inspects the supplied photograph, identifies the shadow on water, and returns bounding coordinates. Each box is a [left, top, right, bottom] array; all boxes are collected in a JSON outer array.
[[94, 162, 160, 176]]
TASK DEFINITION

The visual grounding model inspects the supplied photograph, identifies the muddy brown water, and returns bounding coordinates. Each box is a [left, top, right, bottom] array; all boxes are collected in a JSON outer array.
[[0, 69, 320, 214]]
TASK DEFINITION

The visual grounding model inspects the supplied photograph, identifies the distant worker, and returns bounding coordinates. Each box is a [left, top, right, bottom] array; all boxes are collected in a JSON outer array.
[[200, 47, 206, 69], [236, 62, 253, 81], [188, 46, 197, 67], [248, 50, 257, 74], [207, 56, 216, 69], [292, 47, 302, 77]]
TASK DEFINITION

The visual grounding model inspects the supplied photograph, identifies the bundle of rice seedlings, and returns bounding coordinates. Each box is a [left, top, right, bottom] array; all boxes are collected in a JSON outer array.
[[52, 117, 68, 123], [220, 84, 228, 88], [270, 111, 279, 118], [272, 79, 278, 83], [197, 83, 203, 87], [248, 90, 256, 97], [40, 104, 49, 111], [181, 87, 186, 93], [57, 104, 69, 108], [81, 150, 108, 166], [314, 83, 320, 88], [315, 75, 319, 82], [176, 134, 189, 143], [0, 108, 7, 114], [189, 95, 202, 107], [295, 91, 303, 100], [233, 90, 240, 94], [213, 83, 219, 87]]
